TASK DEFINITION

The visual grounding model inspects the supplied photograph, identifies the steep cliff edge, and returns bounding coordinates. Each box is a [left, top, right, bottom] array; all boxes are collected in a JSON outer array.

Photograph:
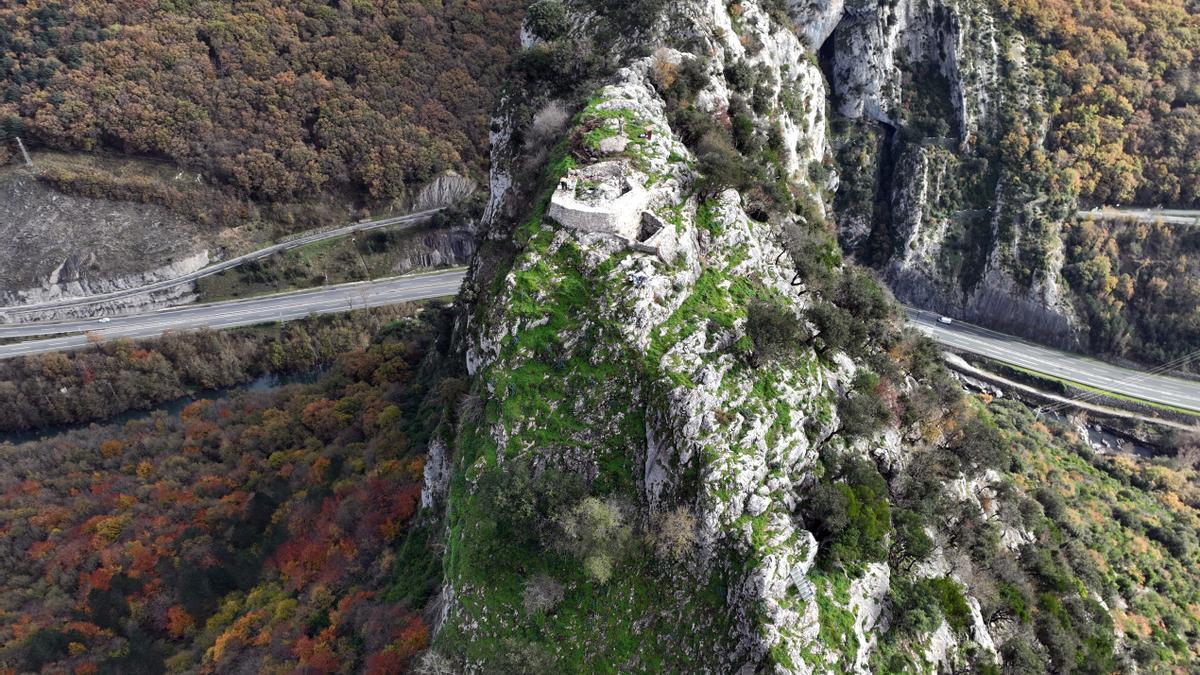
[[819, 0, 1082, 347], [415, 2, 1198, 673]]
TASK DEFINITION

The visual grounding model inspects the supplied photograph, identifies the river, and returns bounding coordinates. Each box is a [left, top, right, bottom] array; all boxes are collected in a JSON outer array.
[[0, 369, 323, 448]]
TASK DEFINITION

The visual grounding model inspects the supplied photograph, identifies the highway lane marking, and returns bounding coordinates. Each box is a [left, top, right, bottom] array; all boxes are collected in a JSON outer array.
[[80, 283, 460, 336], [0, 272, 467, 336], [0, 210, 445, 315], [930, 329, 1189, 400], [0, 280, 464, 358], [915, 323, 1200, 411], [3, 272, 1199, 412], [912, 315, 1194, 387]]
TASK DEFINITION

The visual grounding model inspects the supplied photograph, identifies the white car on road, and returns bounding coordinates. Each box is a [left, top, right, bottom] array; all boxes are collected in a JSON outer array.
[[97, 317, 111, 323], [937, 316, 953, 325]]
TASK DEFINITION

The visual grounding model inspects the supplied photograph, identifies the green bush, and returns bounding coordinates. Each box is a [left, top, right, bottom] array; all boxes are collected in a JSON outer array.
[[889, 508, 934, 569], [925, 577, 971, 632], [832, 268, 893, 334], [594, 0, 666, 30], [953, 414, 1011, 472], [995, 582, 1032, 624], [552, 496, 633, 584], [695, 130, 750, 195], [723, 60, 757, 93], [746, 300, 805, 364], [781, 220, 841, 289], [888, 577, 970, 637], [516, 40, 578, 86], [804, 452, 891, 569], [525, 0, 570, 40], [806, 269, 897, 359], [467, 462, 588, 572], [838, 371, 893, 438], [999, 637, 1044, 674], [888, 579, 943, 636], [731, 110, 758, 154], [805, 301, 853, 355]]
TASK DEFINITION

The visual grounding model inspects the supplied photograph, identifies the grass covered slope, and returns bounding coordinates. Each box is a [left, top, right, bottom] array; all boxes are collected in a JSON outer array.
[[439, 97, 754, 670], [434, 3, 962, 669], [429, 2, 1200, 672], [989, 400, 1200, 669]]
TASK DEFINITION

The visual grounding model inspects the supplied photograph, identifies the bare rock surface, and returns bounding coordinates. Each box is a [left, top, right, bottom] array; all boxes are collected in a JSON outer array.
[[0, 170, 206, 306]]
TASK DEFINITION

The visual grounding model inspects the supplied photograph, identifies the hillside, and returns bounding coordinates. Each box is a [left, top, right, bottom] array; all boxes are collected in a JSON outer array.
[[0, 0, 524, 202], [0, 309, 458, 673], [426, 0, 1200, 670], [1062, 217, 1200, 372], [1, 0, 1200, 673], [0, 168, 206, 306], [0, 0, 521, 309], [826, 0, 1200, 364]]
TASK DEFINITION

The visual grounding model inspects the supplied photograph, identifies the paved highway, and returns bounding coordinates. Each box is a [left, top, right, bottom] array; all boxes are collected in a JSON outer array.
[[907, 307, 1200, 414], [1077, 208, 1200, 226], [2, 264, 1195, 415], [0, 270, 466, 359], [0, 208, 444, 320]]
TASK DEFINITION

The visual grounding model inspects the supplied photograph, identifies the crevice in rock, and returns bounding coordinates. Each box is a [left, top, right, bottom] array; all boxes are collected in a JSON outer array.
[[815, 25, 840, 104], [870, 120, 900, 266]]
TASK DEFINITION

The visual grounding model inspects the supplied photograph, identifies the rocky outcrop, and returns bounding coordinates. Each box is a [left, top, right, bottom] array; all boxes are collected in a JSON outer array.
[[0, 170, 206, 308], [786, 0, 844, 50], [829, 0, 1001, 145], [421, 437, 451, 510], [445, 3, 851, 668], [0, 250, 210, 309], [882, 145, 958, 307], [685, 0, 833, 188], [388, 227, 476, 275], [437, 2, 1019, 672], [881, 151, 1080, 347], [480, 102, 519, 237], [963, 263, 1078, 347], [823, 0, 1082, 347], [411, 171, 478, 212], [429, 1, 1082, 673]]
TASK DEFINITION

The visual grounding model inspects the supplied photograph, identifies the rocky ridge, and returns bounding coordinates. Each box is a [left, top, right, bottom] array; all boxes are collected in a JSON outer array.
[[432, 0, 1007, 671]]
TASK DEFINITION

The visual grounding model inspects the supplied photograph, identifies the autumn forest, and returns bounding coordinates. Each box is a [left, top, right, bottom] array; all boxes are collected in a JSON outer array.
[[0, 309, 460, 673], [0, 0, 525, 202]]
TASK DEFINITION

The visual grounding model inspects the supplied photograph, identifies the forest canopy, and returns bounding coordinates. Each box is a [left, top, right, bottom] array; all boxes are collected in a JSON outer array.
[[998, 0, 1200, 206], [0, 0, 525, 202], [0, 308, 459, 673]]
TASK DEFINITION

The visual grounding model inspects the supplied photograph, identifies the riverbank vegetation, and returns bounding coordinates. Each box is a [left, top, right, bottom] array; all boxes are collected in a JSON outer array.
[[0, 306, 460, 673], [0, 304, 439, 433]]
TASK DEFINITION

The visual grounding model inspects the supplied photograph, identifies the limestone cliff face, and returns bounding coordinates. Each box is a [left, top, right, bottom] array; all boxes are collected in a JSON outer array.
[[452, 68, 837, 675], [0, 170, 208, 311], [816, 0, 1080, 347], [829, 0, 1001, 145], [408, 171, 478, 212], [434, 1, 1002, 671]]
